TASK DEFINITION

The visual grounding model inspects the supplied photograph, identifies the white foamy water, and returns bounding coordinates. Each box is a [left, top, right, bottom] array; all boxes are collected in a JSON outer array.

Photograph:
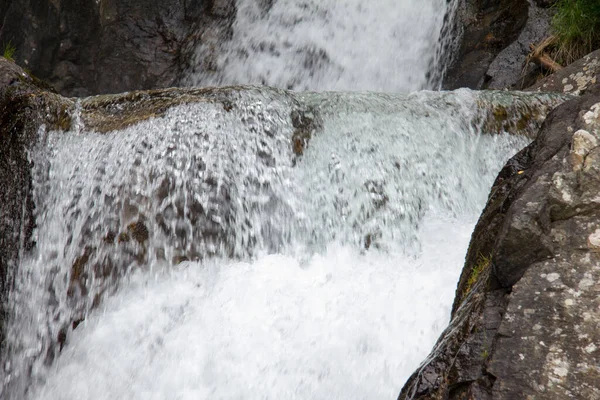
[[184, 0, 447, 92], [2, 88, 555, 399], [28, 217, 473, 400]]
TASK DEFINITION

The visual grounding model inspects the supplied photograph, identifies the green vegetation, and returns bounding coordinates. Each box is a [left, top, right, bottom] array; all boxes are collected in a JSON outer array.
[[551, 0, 600, 65], [481, 349, 489, 360], [2, 41, 16, 61], [463, 254, 492, 297]]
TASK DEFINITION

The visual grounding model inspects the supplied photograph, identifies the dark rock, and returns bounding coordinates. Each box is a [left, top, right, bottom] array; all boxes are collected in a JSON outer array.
[[0, 0, 236, 96], [399, 87, 600, 399], [485, 1, 554, 90], [532, 0, 557, 7], [527, 49, 600, 95], [443, 0, 529, 90]]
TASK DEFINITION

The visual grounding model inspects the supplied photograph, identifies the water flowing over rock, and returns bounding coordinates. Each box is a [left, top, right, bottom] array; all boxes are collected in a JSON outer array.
[[0, 57, 568, 399], [0, 57, 72, 360], [0, 0, 453, 95], [398, 85, 600, 400]]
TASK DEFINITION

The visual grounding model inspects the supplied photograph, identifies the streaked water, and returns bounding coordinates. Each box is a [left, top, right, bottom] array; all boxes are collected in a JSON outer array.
[[1, 87, 550, 399], [184, 0, 448, 92]]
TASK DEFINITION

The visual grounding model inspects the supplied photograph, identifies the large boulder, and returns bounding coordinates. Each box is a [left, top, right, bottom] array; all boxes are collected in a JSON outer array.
[[399, 87, 600, 399], [442, 0, 529, 90], [0, 0, 236, 96]]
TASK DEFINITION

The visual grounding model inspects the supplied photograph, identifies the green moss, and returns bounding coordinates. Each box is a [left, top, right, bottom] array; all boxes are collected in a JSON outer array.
[[463, 254, 492, 297], [551, 0, 600, 65], [516, 112, 531, 131], [492, 106, 508, 122]]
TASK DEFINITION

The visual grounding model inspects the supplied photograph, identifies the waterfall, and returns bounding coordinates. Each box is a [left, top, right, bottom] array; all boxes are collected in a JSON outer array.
[[184, 0, 448, 92], [0, 1, 564, 399], [0, 85, 559, 399]]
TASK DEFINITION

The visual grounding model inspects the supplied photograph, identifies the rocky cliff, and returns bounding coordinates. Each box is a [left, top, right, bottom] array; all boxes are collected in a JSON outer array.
[[0, 0, 235, 96]]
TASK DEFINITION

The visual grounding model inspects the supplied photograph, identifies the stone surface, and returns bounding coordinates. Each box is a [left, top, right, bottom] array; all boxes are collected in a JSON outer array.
[[0, 0, 236, 96], [399, 87, 600, 399], [485, 0, 554, 90], [527, 49, 600, 95], [443, 0, 529, 90]]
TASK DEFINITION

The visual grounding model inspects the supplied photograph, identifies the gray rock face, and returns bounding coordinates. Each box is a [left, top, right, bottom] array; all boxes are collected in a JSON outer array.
[[527, 49, 600, 95], [485, 0, 553, 90], [443, 0, 529, 90], [0, 0, 235, 96], [399, 87, 600, 399]]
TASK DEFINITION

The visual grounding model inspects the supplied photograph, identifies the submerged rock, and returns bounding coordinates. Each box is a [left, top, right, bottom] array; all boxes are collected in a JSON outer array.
[[399, 86, 600, 399], [0, 57, 324, 396]]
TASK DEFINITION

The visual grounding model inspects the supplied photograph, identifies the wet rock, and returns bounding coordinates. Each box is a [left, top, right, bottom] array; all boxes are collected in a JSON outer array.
[[0, 0, 236, 96], [527, 49, 600, 95], [474, 90, 569, 138], [290, 107, 321, 157], [0, 57, 72, 352], [399, 87, 600, 399], [443, 0, 529, 89]]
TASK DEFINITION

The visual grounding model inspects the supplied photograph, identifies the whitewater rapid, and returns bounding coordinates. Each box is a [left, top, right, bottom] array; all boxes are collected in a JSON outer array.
[[29, 218, 473, 400]]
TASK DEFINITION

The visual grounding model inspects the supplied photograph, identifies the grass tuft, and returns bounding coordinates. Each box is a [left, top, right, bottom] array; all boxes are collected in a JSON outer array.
[[551, 0, 600, 65], [463, 254, 492, 296], [2, 41, 16, 62]]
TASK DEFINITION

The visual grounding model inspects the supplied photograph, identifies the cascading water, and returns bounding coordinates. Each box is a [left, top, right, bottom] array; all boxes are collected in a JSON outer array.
[[184, 0, 448, 91], [1, 1, 566, 399], [1, 84, 560, 399]]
